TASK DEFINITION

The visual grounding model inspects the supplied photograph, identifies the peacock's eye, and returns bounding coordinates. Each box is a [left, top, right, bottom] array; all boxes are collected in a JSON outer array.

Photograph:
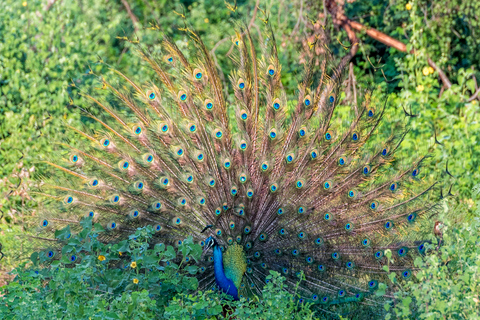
[[238, 79, 245, 89]]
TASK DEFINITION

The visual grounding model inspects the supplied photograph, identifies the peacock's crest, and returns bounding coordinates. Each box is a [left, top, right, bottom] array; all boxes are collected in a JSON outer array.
[[25, 16, 439, 308]]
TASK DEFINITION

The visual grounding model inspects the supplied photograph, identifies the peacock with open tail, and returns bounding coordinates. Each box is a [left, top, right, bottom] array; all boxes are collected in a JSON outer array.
[[25, 18, 439, 310]]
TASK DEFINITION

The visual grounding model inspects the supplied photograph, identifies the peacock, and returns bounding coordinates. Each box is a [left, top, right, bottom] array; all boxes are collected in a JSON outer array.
[[25, 18, 439, 310]]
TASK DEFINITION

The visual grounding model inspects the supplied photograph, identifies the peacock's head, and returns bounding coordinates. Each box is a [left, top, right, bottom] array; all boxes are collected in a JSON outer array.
[[204, 236, 217, 252]]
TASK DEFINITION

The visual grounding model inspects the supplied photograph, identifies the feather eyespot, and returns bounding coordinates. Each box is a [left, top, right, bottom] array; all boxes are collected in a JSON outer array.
[[69, 154, 79, 163], [215, 229, 222, 236], [314, 237, 323, 246], [129, 210, 140, 219], [159, 123, 169, 133], [348, 190, 357, 198], [223, 159, 232, 169], [346, 261, 355, 269], [270, 183, 278, 193], [89, 178, 99, 188], [298, 127, 307, 137], [324, 213, 331, 220], [297, 206, 305, 214], [197, 197, 206, 205], [100, 138, 110, 147], [291, 249, 299, 256], [385, 221, 394, 230], [230, 186, 238, 196], [152, 201, 162, 211], [367, 108, 375, 117], [229, 221, 235, 230], [187, 123, 196, 133], [244, 226, 251, 234], [407, 212, 417, 223], [47, 250, 55, 258], [132, 125, 142, 135], [381, 147, 389, 156], [239, 140, 247, 150], [338, 157, 346, 166], [195, 151, 204, 162], [412, 168, 419, 177], [298, 232, 306, 239], [368, 280, 378, 289], [362, 238, 370, 246], [269, 128, 277, 139], [331, 252, 340, 260], [64, 196, 74, 205], [240, 110, 248, 121], [41, 219, 49, 227], [208, 178, 216, 187], [213, 128, 223, 139], [165, 55, 174, 63], [239, 173, 247, 183], [110, 195, 121, 204], [402, 270, 412, 279], [370, 201, 378, 210], [272, 98, 281, 110], [389, 182, 398, 192], [352, 132, 360, 141], [296, 179, 304, 189], [143, 153, 154, 164], [286, 153, 295, 163], [398, 247, 408, 257], [159, 177, 170, 187], [246, 188, 254, 198], [193, 68, 203, 80], [267, 64, 276, 76], [363, 165, 371, 175], [204, 99, 213, 110], [324, 180, 332, 190], [329, 94, 336, 103], [134, 181, 144, 190], [277, 208, 284, 215], [310, 149, 318, 159], [146, 90, 156, 101], [304, 95, 312, 107], [260, 161, 269, 172], [237, 78, 245, 90], [318, 265, 326, 272], [338, 290, 345, 297], [325, 131, 333, 141]]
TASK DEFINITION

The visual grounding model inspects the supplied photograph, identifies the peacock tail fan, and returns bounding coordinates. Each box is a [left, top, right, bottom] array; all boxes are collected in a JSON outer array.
[[24, 19, 440, 311]]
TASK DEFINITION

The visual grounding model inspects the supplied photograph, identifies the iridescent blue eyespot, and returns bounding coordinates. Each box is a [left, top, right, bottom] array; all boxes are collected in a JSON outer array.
[[418, 243, 426, 254], [282, 267, 289, 274], [146, 155, 153, 162], [277, 208, 284, 215], [332, 252, 340, 260], [363, 166, 370, 174], [382, 148, 388, 156], [180, 94, 187, 101], [48, 251, 54, 258], [149, 92, 156, 100], [412, 168, 419, 177], [296, 180, 303, 188], [275, 249, 281, 255], [370, 201, 377, 210], [123, 161, 129, 169], [315, 238, 323, 245], [310, 150, 318, 159], [369, 280, 378, 289], [66, 196, 73, 204], [42, 220, 49, 227], [362, 238, 370, 246], [244, 226, 251, 234], [398, 247, 408, 257], [103, 139, 110, 147], [167, 57, 173, 62], [325, 132, 332, 141], [338, 290, 345, 297], [324, 181, 331, 189], [297, 206, 304, 214], [324, 213, 330, 220], [189, 125, 196, 132], [375, 251, 383, 259], [70, 255, 77, 262], [390, 183, 398, 192], [238, 79, 245, 89], [368, 109, 374, 117], [240, 142, 247, 150], [345, 223, 352, 231], [155, 225, 162, 231], [338, 157, 345, 165], [268, 67, 275, 76], [269, 130, 277, 139], [197, 153, 204, 161], [292, 249, 299, 256], [206, 102, 213, 109], [241, 111, 248, 120], [299, 128, 306, 137], [71, 155, 78, 162], [352, 133, 359, 141], [231, 186, 238, 196], [385, 221, 393, 230], [270, 184, 277, 192], [279, 228, 286, 235], [273, 102, 280, 110], [346, 261, 354, 269], [407, 213, 416, 222], [161, 125, 168, 132], [402, 270, 411, 279], [298, 232, 305, 239], [209, 179, 215, 187], [304, 96, 311, 106], [312, 294, 318, 301], [247, 189, 254, 198], [113, 195, 120, 203], [134, 126, 142, 135], [89, 211, 95, 217], [329, 95, 335, 103], [195, 72, 202, 79], [306, 256, 313, 264]]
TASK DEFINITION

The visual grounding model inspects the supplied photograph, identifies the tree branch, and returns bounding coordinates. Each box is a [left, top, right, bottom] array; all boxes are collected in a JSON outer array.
[[427, 58, 452, 89], [121, 0, 140, 32]]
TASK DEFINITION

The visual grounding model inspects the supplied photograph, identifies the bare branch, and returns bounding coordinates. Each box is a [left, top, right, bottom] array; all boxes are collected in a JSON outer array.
[[121, 0, 140, 32], [427, 58, 452, 89]]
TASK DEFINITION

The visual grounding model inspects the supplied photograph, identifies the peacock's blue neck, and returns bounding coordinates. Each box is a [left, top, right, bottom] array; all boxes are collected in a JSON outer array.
[[212, 244, 239, 300]]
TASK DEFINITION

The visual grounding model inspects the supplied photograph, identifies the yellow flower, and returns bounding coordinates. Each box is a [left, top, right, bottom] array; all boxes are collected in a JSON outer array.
[[130, 261, 137, 268], [204, 18, 209, 23], [405, 3, 412, 10], [422, 67, 429, 76], [416, 84, 424, 92], [428, 67, 434, 74], [133, 278, 139, 284], [118, 252, 123, 256], [22, 1, 27, 6], [98, 255, 106, 261]]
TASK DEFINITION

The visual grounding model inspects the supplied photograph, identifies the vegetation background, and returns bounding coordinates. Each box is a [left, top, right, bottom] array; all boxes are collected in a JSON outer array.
[[0, 0, 479, 318]]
